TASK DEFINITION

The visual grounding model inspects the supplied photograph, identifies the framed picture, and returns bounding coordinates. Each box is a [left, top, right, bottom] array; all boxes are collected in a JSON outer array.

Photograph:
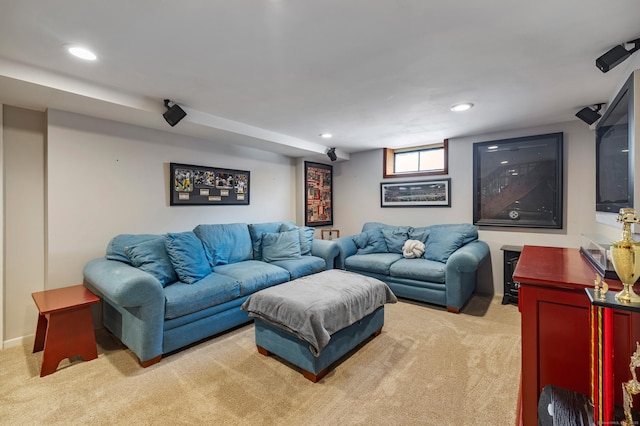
[[305, 161, 333, 226], [321, 229, 340, 240], [170, 162, 250, 206], [472, 132, 563, 228], [380, 178, 451, 207]]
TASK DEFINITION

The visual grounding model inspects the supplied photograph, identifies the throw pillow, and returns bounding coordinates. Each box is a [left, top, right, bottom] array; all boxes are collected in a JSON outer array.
[[165, 232, 212, 284], [278, 223, 315, 255], [298, 226, 315, 256], [402, 239, 426, 259], [248, 222, 284, 260], [193, 223, 253, 267], [352, 228, 388, 255], [261, 230, 302, 262], [424, 229, 466, 263], [382, 226, 410, 254], [277, 222, 298, 232], [125, 237, 178, 287], [408, 227, 430, 245], [106, 234, 163, 264], [430, 223, 478, 245]]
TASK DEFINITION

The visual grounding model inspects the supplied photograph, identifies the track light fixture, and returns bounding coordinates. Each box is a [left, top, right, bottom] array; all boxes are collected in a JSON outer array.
[[596, 39, 640, 73], [327, 147, 337, 162], [163, 99, 187, 127], [575, 103, 604, 125]]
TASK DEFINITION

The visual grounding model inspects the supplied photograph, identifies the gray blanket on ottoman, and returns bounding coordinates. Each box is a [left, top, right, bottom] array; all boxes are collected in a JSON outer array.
[[241, 269, 397, 356]]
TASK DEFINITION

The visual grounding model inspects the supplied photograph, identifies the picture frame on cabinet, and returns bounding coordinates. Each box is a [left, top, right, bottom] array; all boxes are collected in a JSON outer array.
[[321, 229, 340, 240]]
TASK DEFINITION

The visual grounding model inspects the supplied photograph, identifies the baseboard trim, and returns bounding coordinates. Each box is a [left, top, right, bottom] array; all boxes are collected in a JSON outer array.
[[3, 333, 35, 349]]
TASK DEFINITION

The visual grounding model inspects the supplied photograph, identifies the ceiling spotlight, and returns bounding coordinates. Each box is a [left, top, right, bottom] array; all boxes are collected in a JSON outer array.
[[450, 103, 474, 112], [327, 147, 337, 162], [596, 38, 640, 73], [163, 99, 187, 127], [576, 103, 604, 125], [320, 133, 333, 139], [67, 45, 97, 61]]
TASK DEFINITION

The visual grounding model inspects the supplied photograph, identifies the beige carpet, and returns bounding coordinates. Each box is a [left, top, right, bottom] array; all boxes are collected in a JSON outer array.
[[0, 295, 521, 425]]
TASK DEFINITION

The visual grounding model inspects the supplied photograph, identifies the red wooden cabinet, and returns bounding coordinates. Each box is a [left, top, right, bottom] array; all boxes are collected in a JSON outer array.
[[514, 246, 640, 425]]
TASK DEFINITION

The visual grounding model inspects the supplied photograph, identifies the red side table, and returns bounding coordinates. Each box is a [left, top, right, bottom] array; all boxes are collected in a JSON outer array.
[[31, 285, 100, 377]]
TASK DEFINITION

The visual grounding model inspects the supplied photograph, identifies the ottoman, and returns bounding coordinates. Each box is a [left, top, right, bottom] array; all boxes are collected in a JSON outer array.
[[241, 269, 397, 382]]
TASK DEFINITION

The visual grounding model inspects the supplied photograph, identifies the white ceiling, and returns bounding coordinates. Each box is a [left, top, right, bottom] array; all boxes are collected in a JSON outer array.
[[1, 1, 639, 160]]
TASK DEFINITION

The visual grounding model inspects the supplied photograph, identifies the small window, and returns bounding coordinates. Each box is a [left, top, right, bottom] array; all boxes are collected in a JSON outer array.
[[383, 140, 448, 178]]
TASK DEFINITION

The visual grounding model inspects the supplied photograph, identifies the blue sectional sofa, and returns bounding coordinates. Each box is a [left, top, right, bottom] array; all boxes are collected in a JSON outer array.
[[83, 221, 339, 366], [333, 222, 490, 312]]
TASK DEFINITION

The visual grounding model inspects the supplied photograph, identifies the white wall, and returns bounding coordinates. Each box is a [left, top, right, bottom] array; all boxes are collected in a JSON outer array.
[[3, 106, 45, 342], [333, 120, 597, 295], [0, 104, 3, 347]]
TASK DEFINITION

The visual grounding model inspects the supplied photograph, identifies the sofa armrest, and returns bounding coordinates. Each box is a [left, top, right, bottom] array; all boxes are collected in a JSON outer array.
[[446, 240, 490, 273], [444, 240, 490, 310], [83, 258, 165, 308], [83, 258, 165, 362], [310, 239, 340, 269], [333, 235, 358, 269]]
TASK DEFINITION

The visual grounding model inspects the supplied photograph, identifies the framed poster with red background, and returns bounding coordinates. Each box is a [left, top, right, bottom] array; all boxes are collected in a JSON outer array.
[[304, 161, 333, 227]]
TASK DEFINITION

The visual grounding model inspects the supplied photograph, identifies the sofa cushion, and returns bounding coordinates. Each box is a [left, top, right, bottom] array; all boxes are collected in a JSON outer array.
[[165, 231, 211, 284], [163, 272, 241, 319], [381, 226, 410, 254], [106, 234, 163, 264], [261, 230, 301, 262], [345, 253, 402, 275], [194, 223, 253, 266], [353, 228, 388, 254], [389, 258, 446, 283], [277, 222, 298, 232], [269, 256, 326, 279], [280, 223, 316, 256], [213, 260, 290, 296], [429, 223, 478, 245], [124, 237, 178, 287], [362, 222, 397, 233], [298, 226, 315, 256], [408, 227, 430, 245], [248, 222, 292, 260], [424, 228, 467, 263]]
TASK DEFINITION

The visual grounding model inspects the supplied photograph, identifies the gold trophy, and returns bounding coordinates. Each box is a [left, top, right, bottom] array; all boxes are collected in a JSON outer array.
[[611, 208, 640, 304]]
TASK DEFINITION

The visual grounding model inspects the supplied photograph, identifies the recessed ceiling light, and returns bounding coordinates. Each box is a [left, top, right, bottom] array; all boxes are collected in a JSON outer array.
[[450, 103, 474, 112], [67, 45, 97, 61], [320, 133, 333, 139]]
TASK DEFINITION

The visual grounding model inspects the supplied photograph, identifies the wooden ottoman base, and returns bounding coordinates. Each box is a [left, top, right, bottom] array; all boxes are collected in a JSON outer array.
[[254, 306, 385, 382]]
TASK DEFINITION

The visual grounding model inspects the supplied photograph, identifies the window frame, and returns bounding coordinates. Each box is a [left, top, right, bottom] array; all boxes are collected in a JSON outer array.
[[383, 139, 448, 178]]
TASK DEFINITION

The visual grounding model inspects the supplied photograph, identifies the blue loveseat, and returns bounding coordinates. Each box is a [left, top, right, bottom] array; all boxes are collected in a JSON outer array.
[[333, 222, 490, 312], [83, 221, 339, 366]]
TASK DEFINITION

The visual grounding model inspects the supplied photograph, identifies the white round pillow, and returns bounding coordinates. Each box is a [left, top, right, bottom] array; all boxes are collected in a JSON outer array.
[[402, 239, 425, 259]]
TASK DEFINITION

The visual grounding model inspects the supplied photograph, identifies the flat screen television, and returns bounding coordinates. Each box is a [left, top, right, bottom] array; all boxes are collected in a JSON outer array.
[[596, 73, 634, 213]]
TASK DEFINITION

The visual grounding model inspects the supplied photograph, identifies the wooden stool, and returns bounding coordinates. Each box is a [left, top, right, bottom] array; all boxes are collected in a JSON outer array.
[[32, 285, 100, 377]]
